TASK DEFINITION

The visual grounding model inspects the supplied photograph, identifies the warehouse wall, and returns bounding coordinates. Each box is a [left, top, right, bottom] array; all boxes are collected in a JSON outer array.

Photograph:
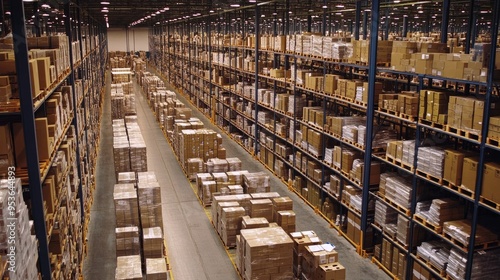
[[107, 27, 149, 52]]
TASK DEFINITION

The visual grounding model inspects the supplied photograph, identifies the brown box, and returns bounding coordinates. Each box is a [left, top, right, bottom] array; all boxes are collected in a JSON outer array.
[[35, 118, 51, 161], [443, 150, 467, 186], [0, 60, 16, 75], [36, 57, 52, 90], [482, 162, 500, 204], [461, 157, 479, 192], [316, 263, 346, 280], [0, 76, 9, 86], [29, 59, 41, 97], [12, 123, 27, 168]]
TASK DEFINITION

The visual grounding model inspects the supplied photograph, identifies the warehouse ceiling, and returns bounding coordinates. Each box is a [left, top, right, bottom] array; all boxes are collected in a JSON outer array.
[[2, 0, 496, 33]]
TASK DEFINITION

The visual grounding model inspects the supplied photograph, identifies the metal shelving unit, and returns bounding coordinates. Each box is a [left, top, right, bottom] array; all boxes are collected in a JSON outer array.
[[2, 1, 107, 279], [147, 0, 500, 279]]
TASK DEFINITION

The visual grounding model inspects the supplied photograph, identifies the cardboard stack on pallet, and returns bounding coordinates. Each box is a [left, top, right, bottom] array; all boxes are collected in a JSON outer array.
[[237, 227, 294, 280]]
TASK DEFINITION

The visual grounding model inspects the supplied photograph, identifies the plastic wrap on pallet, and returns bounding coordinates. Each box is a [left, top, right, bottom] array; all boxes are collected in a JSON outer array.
[[373, 129, 398, 149], [221, 206, 246, 247], [226, 157, 242, 171], [416, 240, 448, 262], [243, 172, 270, 193], [443, 219, 499, 246], [384, 174, 412, 209], [117, 172, 136, 185], [446, 248, 500, 280], [116, 255, 142, 280], [425, 198, 464, 226], [342, 125, 359, 142], [226, 170, 249, 184], [111, 86, 125, 119], [375, 200, 398, 227], [138, 181, 163, 230], [187, 158, 204, 180], [114, 184, 140, 227], [137, 171, 157, 184], [143, 227, 164, 258], [401, 140, 416, 166], [417, 146, 445, 178], [206, 158, 229, 173], [115, 226, 140, 257], [312, 35, 323, 57], [145, 258, 168, 279]]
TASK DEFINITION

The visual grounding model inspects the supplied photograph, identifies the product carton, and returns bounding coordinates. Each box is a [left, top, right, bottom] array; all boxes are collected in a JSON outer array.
[[461, 157, 479, 192]]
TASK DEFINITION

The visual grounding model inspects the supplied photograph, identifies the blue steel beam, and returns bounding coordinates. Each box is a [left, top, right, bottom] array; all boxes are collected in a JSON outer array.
[[11, 0, 51, 279], [354, 1, 361, 40], [440, 0, 450, 43], [363, 10, 368, 40], [360, 0, 380, 249]]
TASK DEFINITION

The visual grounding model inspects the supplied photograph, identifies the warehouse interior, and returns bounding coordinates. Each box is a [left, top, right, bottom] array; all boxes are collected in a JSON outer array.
[[0, 0, 500, 280]]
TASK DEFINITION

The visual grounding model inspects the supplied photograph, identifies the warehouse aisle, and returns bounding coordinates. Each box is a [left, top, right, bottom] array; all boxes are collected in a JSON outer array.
[[84, 73, 117, 279], [133, 81, 239, 279], [149, 69, 389, 280]]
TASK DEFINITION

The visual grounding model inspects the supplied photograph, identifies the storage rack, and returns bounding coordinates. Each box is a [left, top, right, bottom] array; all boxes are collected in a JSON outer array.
[[1, 1, 107, 279], [148, 0, 500, 279]]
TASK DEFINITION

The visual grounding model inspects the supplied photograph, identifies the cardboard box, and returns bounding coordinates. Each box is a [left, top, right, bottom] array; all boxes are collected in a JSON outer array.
[[316, 263, 346, 280], [482, 162, 500, 203], [36, 57, 52, 90], [443, 150, 467, 186], [461, 157, 479, 192], [35, 118, 51, 161], [0, 60, 16, 75], [29, 59, 41, 97]]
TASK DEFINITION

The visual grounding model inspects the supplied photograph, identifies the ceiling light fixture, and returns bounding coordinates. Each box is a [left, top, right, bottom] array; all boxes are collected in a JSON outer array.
[[230, 4, 240, 7]]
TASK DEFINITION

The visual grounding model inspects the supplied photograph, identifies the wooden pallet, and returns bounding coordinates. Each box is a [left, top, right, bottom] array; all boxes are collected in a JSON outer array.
[[399, 112, 417, 122], [416, 169, 443, 185], [413, 213, 442, 234], [445, 125, 481, 142], [0, 100, 20, 112], [353, 99, 368, 107], [442, 231, 500, 251], [487, 137, 500, 147], [480, 196, 500, 211], [429, 261, 447, 277], [441, 179, 475, 198], [419, 118, 446, 130], [379, 107, 400, 117], [383, 197, 412, 216], [385, 156, 414, 172]]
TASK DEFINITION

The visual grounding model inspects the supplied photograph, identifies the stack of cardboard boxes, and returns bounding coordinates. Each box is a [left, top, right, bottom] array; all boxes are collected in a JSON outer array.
[[448, 96, 500, 133], [115, 255, 143, 280], [374, 238, 407, 279], [114, 183, 140, 228], [237, 227, 294, 280]]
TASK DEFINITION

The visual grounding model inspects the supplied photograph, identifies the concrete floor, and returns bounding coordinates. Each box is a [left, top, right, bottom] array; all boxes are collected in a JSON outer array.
[[83, 71, 390, 280]]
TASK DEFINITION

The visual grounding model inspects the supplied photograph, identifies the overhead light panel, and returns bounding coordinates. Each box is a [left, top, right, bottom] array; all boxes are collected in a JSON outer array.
[[101, 9, 108, 13], [336, 4, 344, 8], [230, 4, 240, 7], [101, 2, 110, 4]]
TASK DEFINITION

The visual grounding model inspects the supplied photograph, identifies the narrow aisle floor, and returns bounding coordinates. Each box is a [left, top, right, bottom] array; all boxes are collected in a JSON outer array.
[[150, 69, 389, 280], [133, 81, 239, 279], [84, 73, 116, 279]]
